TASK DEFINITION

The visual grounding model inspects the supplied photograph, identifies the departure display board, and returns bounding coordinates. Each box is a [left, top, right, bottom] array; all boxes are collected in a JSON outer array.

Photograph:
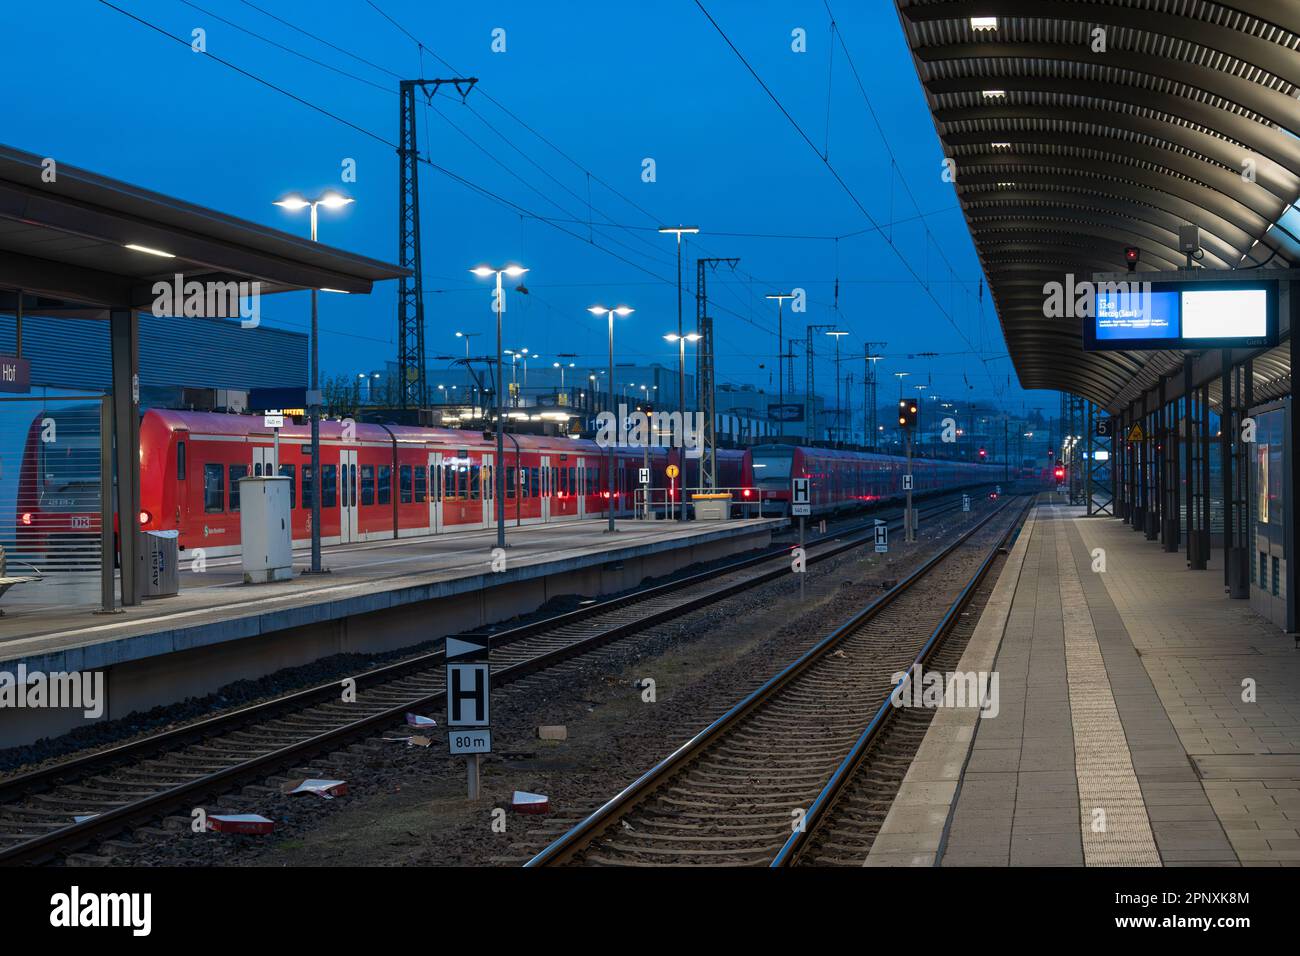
[[1082, 280, 1277, 351]]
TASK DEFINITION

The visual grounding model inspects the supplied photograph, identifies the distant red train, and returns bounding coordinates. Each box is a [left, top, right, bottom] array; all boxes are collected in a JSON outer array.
[[752, 443, 1000, 516], [18, 409, 755, 558]]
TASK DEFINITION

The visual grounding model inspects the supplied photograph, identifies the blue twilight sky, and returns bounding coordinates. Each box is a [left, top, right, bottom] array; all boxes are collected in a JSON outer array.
[[3, 0, 1051, 417]]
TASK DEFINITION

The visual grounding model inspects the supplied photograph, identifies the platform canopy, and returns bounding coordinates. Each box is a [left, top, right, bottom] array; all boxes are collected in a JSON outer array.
[[0, 143, 404, 314], [893, 0, 1300, 411]]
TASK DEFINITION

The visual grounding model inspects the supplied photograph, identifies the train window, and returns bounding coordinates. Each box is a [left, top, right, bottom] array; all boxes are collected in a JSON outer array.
[[322, 464, 338, 509], [506, 466, 516, 498], [177, 441, 186, 480], [203, 464, 224, 513], [400, 465, 413, 503], [483, 464, 492, 500], [431, 465, 440, 501], [414, 466, 426, 503], [378, 465, 391, 505], [569, 467, 576, 494], [361, 465, 375, 506], [229, 464, 248, 512], [469, 465, 480, 500], [303, 466, 314, 509], [529, 467, 540, 498], [279, 464, 296, 509]]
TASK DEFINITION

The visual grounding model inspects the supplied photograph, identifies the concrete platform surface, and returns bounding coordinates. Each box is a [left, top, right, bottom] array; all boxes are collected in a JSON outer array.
[[0, 518, 781, 674], [869, 498, 1300, 867]]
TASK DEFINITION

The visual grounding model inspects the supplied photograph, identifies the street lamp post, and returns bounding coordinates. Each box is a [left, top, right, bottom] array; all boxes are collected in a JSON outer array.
[[826, 330, 848, 444], [274, 190, 354, 575], [765, 293, 795, 441], [472, 264, 528, 551], [589, 305, 634, 533], [659, 226, 699, 431], [454, 330, 480, 360], [665, 332, 701, 520]]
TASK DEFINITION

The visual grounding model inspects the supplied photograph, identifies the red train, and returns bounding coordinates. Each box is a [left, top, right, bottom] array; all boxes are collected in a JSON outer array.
[[18, 409, 755, 558], [752, 443, 1000, 516]]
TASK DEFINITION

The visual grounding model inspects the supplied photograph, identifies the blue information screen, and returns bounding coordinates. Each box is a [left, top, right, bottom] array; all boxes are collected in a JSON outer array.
[[1094, 289, 1179, 341]]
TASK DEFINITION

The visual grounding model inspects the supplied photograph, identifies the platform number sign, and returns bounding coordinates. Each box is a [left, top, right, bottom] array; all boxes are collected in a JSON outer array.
[[902, 474, 913, 491], [791, 477, 811, 516], [1095, 417, 1113, 438], [874, 520, 888, 553], [639, 467, 650, 485]]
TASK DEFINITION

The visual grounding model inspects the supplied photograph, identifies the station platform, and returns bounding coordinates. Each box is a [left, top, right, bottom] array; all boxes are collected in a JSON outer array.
[[0, 517, 780, 746], [869, 499, 1300, 867]]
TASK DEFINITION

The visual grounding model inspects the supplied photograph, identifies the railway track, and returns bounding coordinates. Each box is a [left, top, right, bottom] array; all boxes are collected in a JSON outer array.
[[524, 497, 1028, 867], [0, 492, 980, 865]]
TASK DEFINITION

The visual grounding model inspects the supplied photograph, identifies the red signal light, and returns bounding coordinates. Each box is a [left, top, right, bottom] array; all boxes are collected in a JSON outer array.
[[1053, 467, 1065, 480]]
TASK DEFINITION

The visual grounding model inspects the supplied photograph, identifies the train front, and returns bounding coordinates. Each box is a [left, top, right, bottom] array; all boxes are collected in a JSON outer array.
[[750, 444, 796, 516]]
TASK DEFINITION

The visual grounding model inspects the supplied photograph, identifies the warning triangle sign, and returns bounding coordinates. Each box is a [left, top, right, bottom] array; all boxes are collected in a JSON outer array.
[[1127, 423, 1144, 441]]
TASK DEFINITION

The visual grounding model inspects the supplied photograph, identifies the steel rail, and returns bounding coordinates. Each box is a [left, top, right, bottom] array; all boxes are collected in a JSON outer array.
[[524, 496, 1018, 867], [770, 497, 1032, 866], [0, 493, 978, 865]]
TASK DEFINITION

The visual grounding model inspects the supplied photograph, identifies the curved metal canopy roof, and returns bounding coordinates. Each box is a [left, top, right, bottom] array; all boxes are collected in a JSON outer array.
[[894, 0, 1300, 411]]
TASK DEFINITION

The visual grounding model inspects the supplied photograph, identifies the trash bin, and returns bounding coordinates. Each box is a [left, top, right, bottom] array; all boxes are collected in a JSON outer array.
[[139, 529, 180, 599], [691, 493, 732, 521]]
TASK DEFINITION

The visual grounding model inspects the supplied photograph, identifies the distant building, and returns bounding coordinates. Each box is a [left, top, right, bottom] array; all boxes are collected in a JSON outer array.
[[0, 312, 306, 409]]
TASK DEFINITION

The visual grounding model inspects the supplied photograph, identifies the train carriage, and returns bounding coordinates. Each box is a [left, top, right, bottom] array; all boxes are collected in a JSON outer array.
[[752, 443, 1000, 517]]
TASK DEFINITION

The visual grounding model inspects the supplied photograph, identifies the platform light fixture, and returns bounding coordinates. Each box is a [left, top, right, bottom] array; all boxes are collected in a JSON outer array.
[[970, 17, 998, 31], [590, 305, 634, 533], [472, 263, 530, 550], [124, 243, 175, 258], [274, 189, 356, 576]]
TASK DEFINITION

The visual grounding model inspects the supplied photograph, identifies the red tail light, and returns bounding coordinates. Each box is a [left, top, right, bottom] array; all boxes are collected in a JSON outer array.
[[742, 489, 752, 498], [602, 492, 610, 499]]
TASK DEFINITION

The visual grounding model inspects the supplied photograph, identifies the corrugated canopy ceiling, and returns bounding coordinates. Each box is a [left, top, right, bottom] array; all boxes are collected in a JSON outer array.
[[894, 0, 1300, 411]]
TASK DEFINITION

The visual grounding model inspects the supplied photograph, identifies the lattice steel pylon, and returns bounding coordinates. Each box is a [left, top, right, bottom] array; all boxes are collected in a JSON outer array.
[[863, 341, 886, 448], [397, 77, 477, 409], [804, 324, 834, 442], [696, 256, 738, 488]]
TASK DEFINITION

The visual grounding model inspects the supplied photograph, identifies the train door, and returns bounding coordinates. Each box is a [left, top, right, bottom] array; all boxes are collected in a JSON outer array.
[[540, 455, 551, 521], [253, 446, 275, 477], [339, 448, 358, 543], [428, 451, 443, 533], [482, 453, 495, 527], [577, 456, 586, 517]]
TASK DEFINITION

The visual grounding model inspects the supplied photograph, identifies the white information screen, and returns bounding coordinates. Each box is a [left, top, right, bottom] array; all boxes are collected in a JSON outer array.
[[1181, 288, 1268, 339]]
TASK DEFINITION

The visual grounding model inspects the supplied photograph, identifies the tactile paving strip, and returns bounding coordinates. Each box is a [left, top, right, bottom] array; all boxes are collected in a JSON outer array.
[[1056, 528, 1162, 866]]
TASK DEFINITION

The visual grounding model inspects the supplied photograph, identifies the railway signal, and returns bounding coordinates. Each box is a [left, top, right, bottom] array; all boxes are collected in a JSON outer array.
[[897, 398, 918, 429]]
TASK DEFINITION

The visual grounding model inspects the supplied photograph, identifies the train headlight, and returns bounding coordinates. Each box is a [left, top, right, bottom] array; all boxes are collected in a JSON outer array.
[[139, 510, 151, 526], [21, 512, 31, 525]]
